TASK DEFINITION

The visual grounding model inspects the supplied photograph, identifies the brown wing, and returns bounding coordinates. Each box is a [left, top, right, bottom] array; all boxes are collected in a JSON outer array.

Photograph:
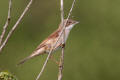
[[36, 28, 61, 50]]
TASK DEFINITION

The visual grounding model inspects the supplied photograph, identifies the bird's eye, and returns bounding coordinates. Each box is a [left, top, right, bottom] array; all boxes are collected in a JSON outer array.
[[69, 22, 71, 24]]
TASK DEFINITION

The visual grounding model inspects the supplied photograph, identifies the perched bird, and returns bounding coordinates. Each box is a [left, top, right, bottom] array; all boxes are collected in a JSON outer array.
[[17, 19, 79, 65]]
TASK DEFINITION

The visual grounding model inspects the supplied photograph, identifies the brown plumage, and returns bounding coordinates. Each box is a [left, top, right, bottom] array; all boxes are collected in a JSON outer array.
[[17, 19, 79, 65]]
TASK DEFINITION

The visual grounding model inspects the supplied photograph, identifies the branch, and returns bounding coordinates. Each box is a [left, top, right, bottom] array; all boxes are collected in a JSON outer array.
[[58, 46, 64, 80], [0, 0, 12, 45], [58, 0, 64, 80], [0, 0, 33, 53], [35, 0, 76, 80], [60, 0, 64, 26]]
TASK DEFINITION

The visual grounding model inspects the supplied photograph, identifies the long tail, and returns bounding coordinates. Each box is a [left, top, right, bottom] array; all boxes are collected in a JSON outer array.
[[17, 48, 45, 66], [17, 56, 32, 66]]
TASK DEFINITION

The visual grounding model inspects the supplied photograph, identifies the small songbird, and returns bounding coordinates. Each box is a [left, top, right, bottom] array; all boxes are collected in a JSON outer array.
[[17, 19, 79, 65]]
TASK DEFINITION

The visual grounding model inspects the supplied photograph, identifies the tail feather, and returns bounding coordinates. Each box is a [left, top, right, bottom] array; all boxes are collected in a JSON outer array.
[[17, 47, 45, 66], [17, 56, 31, 66]]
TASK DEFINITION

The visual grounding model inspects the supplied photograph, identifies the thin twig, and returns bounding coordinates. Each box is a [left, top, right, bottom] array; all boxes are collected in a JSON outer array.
[[60, 0, 64, 26], [35, 0, 76, 80], [58, 0, 64, 80], [0, 0, 12, 45], [0, 0, 33, 53], [58, 47, 64, 80]]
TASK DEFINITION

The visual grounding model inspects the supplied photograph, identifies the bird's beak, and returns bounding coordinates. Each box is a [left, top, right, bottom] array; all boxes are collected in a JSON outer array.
[[75, 21, 79, 24]]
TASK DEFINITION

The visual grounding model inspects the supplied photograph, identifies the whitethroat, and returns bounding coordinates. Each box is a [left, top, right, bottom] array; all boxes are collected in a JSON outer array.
[[17, 19, 79, 65]]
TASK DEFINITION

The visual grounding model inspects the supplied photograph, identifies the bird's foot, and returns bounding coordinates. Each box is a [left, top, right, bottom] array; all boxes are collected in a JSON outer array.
[[50, 55, 59, 65]]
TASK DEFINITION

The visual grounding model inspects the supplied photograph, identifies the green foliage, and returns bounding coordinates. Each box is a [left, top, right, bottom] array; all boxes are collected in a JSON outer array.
[[0, 72, 17, 80]]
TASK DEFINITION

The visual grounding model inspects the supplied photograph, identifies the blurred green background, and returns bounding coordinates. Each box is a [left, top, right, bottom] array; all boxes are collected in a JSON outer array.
[[0, 0, 120, 80]]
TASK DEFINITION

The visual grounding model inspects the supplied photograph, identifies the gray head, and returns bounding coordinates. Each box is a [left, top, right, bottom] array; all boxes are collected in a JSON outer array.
[[59, 19, 79, 30], [63, 19, 79, 30], [64, 19, 79, 27]]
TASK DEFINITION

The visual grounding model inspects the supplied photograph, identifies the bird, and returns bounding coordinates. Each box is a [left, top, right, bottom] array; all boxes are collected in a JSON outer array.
[[17, 19, 79, 65]]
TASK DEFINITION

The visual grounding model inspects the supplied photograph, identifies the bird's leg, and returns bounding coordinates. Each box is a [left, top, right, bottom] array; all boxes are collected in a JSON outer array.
[[49, 44, 65, 65], [50, 55, 59, 65]]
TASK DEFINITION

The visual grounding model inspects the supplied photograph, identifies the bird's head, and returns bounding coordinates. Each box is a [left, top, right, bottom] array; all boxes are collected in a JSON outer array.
[[62, 19, 79, 30]]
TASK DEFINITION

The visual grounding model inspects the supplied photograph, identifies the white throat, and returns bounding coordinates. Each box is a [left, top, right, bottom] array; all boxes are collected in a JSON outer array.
[[64, 24, 75, 42], [66, 24, 75, 30]]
